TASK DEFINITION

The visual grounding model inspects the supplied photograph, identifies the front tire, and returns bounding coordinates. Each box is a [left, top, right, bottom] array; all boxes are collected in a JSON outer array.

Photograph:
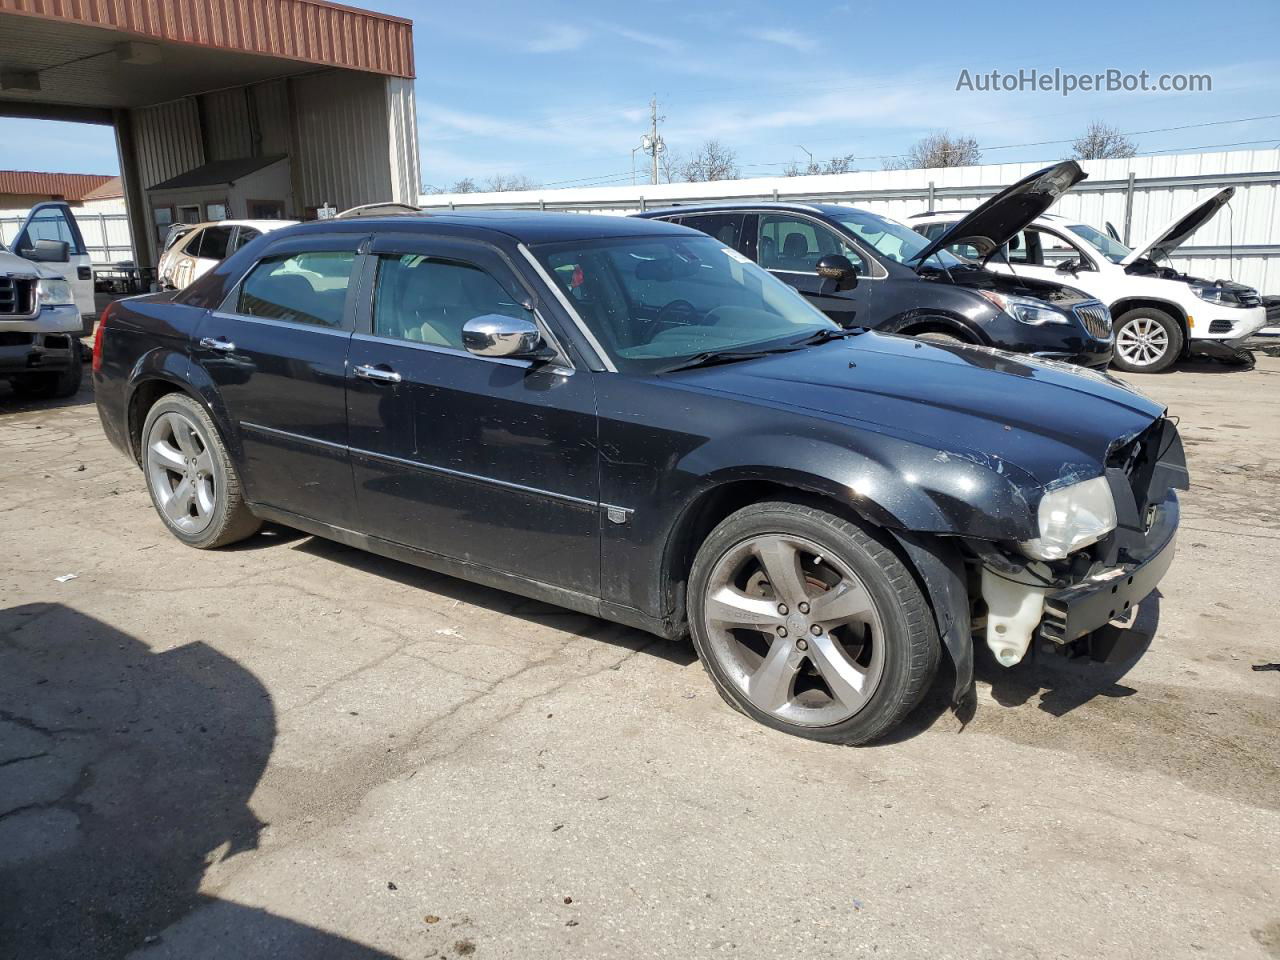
[[1112, 308, 1183, 373], [11, 342, 82, 398], [687, 501, 939, 745], [141, 393, 261, 549]]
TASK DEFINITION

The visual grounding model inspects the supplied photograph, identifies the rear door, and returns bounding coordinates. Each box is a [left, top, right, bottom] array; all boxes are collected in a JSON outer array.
[[11, 201, 95, 323], [755, 212, 875, 328], [193, 232, 364, 527], [345, 234, 600, 595]]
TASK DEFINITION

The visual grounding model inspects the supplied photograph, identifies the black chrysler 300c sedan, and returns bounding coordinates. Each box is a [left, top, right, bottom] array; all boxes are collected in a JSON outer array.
[[94, 212, 1187, 744]]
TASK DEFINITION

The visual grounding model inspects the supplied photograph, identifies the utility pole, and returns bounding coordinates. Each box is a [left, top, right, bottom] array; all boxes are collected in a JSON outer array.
[[649, 94, 662, 185]]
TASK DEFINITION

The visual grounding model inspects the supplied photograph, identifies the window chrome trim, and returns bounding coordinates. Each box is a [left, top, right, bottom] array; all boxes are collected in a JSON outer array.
[[517, 243, 617, 373], [209, 310, 354, 337], [349, 330, 574, 376]]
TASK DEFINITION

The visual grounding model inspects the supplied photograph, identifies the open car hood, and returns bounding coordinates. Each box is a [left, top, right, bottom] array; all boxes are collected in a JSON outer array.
[[1121, 187, 1233, 267], [911, 161, 1086, 271]]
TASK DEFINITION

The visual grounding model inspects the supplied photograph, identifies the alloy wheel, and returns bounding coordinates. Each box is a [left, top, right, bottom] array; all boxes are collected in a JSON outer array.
[[146, 411, 218, 535], [700, 533, 886, 726], [1115, 317, 1170, 367]]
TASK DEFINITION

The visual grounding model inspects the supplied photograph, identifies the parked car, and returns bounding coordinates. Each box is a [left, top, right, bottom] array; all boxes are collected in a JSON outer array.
[[5, 200, 96, 334], [1, 241, 86, 398], [910, 188, 1267, 372], [158, 219, 297, 290], [634, 162, 1114, 369], [94, 212, 1187, 744]]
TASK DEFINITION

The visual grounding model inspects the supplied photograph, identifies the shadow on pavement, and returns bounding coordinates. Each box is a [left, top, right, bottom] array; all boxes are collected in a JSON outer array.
[[0, 602, 399, 959]]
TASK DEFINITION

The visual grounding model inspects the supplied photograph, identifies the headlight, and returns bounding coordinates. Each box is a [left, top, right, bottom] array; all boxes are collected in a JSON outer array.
[[1191, 284, 1246, 307], [1019, 476, 1117, 561], [38, 278, 75, 306], [977, 290, 1070, 326]]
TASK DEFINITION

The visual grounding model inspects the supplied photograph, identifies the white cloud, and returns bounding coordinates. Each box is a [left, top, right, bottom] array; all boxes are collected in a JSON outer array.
[[605, 24, 683, 54], [525, 25, 589, 53], [744, 28, 818, 53]]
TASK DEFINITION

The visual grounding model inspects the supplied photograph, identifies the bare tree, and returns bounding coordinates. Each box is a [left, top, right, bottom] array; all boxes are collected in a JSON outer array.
[[658, 148, 683, 184], [449, 178, 478, 194], [681, 140, 740, 182], [1071, 121, 1137, 160], [482, 173, 541, 192], [784, 153, 858, 177], [883, 132, 982, 170]]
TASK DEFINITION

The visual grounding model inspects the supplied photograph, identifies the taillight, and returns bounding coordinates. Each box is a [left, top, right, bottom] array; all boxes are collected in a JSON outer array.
[[91, 305, 109, 372]]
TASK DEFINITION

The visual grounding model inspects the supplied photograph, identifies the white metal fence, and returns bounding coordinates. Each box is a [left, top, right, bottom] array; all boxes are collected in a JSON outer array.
[[0, 208, 135, 266], [418, 148, 1280, 294]]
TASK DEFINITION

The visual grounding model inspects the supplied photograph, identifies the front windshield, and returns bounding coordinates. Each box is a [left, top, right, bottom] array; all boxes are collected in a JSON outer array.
[[535, 235, 836, 374], [831, 208, 968, 268], [1068, 224, 1131, 263]]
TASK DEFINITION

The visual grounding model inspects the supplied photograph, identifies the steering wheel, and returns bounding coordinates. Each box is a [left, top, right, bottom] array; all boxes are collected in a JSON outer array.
[[656, 299, 702, 327]]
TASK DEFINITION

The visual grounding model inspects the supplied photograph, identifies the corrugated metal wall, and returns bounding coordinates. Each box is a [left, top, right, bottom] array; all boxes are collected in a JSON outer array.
[[385, 76, 421, 208], [290, 70, 394, 212], [132, 98, 204, 192], [418, 149, 1280, 294]]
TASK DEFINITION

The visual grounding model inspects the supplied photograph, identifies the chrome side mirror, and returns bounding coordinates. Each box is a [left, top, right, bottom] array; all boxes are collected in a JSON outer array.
[[462, 314, 548, 359]]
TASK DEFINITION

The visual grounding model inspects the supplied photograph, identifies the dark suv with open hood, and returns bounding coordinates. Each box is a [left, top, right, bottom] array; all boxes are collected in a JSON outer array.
[[635, 161, 1114, 368]]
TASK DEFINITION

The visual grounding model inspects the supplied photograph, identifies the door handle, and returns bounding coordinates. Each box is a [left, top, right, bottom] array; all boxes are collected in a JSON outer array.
[[354, 364, 402, 384], [199, 337, 236, 352]]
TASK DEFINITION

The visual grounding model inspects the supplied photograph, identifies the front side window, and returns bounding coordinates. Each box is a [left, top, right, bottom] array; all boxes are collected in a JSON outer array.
[[372, 254, 528, 349], [236, 250, 355, 328], [16, 207, 82, 256], [758, 214, 867, 274], [535, 234, 835, 374], [832, 208, 966, 268], [1067, 224, 1131, 264], [1031, 228, 1092, 268]]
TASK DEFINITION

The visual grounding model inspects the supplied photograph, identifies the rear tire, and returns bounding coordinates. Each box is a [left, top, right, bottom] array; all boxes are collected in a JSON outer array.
[[1111, 308, 1182, 373], [687, 500, 939, 745], [141, 393, 261, 549], [11, 342, 82, 398]]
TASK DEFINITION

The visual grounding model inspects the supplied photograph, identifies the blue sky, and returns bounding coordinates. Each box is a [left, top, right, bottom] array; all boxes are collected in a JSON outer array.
[[3, 0, 1278, 189]]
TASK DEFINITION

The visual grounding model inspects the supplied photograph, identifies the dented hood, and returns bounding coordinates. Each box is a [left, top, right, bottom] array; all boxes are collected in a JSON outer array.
[[910, 160, 1086, 269], [682, 333, 1165, 489], [1121, 187, 1233, 267]]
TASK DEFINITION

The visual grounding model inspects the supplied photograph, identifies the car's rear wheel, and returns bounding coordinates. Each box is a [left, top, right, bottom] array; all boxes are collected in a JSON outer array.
[[1112, 308, 1182, 373], [687, 501, 939, 745], [141, 393, 261, 549], [11, 342, 82, 399]]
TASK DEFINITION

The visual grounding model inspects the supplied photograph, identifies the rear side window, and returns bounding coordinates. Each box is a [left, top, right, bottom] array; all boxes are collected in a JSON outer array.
[[196, 226, 233, 261], [236, 251, 355, 328], [679, 213, 744, 250], [372, 254, 527, 350], [232, 228, 261, 252]]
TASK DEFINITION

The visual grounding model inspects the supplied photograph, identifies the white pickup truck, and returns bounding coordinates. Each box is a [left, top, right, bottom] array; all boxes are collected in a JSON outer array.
[[0, 208, 94, 398]]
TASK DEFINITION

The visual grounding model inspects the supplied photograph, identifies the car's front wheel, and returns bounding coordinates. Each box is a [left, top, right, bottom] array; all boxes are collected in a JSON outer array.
[[1112, 308, 1183, 373], [687, 501, 939, 745], [141, 393, 261, 549]]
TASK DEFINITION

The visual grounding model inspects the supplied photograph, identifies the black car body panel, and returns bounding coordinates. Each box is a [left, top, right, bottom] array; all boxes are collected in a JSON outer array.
[[911, 160, 1086, 266], [94, 211, 1183, 704], [635, 187, 1113, 368]]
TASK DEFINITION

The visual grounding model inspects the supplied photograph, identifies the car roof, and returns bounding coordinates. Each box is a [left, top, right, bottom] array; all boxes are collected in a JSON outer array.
[[182, 219, 298, 231], [636, 201, 833, 218], [912, 210, 1075, 225], [266, 209, 697, 244]]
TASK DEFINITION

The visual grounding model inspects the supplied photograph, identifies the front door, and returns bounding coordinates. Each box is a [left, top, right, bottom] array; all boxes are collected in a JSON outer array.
[[755, 212, 875, 328], [192, 233, 363, 527], [345, 235, 600, 596]]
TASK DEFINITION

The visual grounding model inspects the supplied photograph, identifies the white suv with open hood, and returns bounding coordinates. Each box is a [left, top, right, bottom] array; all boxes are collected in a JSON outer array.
[[911, 188, 1266, 372]]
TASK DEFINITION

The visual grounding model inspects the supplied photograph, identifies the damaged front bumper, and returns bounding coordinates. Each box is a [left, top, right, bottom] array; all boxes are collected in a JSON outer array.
[[1039, 494, 1177, 646]]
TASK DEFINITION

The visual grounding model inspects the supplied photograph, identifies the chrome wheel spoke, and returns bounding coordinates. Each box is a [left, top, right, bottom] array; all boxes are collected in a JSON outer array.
[[745, 639, 803, 713], [807, 632, 871, 713], [162, 477, 194, 523], [752, 538, 808, 607], [705, 585, 785, 631], [150, 438, 185, 472], [808, 579, 872, 628], [194, 477, 216, 517], [194, 449, 214, 474], [171, 415, 200, 457]]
